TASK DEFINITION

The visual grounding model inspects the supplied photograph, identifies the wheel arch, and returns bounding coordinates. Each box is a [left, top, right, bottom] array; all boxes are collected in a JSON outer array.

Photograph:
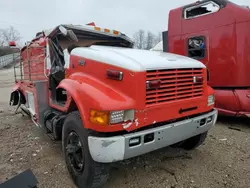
[[57, 75, 135, 131], [57, 83, 88, 128]]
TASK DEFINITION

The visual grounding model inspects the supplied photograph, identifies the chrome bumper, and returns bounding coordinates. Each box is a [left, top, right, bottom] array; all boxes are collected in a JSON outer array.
[[88, 109, 218, 163]]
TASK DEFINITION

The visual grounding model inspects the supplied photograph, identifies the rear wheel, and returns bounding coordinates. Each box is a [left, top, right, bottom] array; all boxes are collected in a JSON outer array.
[[178, 132, 208, 150], [62, 111, 110, 188]]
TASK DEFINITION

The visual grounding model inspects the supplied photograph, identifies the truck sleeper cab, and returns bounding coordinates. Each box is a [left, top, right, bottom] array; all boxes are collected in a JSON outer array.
[[10, 23, 217, 188], [160, 0, 250, 117]]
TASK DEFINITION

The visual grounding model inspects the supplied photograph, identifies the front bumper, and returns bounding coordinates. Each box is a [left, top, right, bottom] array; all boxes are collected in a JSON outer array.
[[88, 109, 218, 163]]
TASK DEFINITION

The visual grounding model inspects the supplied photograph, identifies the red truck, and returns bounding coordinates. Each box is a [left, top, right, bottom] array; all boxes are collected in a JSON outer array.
[[9, 24, 217, 188], [154, 0, 250, 117]]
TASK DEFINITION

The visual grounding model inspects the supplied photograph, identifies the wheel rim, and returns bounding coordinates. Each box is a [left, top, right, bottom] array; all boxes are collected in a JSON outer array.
[[66, 131, 85, 174]]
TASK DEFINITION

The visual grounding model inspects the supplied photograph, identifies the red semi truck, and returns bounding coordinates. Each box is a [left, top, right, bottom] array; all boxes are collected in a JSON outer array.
[[9, 24, 217, 187], [153, 0, 250, 117]]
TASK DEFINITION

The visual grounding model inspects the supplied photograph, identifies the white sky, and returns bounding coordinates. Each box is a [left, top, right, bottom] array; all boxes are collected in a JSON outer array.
[[0, 0, 249, 44]]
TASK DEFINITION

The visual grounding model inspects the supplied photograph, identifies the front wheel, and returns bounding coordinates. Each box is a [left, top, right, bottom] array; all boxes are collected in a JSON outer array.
[[178, 132, 208, 150], [62, 111, 110, 188]]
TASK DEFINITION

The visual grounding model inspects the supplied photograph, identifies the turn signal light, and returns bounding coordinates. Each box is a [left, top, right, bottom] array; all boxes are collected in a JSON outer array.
[[106, 70, 123, 81], [146, 80, 161, 89], [90, 110, 109, 125]]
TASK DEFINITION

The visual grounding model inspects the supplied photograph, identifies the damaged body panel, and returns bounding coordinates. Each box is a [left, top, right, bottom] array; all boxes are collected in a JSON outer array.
[[88, 109, 217, 163]]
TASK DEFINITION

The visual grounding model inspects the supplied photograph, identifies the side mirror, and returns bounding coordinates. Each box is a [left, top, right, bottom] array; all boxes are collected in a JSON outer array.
[[67, 30, 78, 42], [59, 26, 68, 36], [59, 26, 78, 42], [9, 41, 16, 47]]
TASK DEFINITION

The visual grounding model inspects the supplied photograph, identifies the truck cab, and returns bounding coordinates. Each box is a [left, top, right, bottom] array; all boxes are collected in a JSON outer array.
[[159, 0, 250, 117], [10, 23, 217, 188]]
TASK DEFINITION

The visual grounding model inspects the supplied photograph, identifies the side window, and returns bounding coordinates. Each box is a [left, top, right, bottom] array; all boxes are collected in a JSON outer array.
[[188, 36, 206, 59], [184, 1, 220, 19]]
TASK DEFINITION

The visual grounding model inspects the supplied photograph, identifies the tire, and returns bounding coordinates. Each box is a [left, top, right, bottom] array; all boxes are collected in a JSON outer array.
[[178, 132, 208, 150], [62, 111, 110, 188]]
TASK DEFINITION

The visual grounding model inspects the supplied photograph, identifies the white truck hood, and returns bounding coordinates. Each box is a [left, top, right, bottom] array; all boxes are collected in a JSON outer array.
[[71, 45, 205, 72]]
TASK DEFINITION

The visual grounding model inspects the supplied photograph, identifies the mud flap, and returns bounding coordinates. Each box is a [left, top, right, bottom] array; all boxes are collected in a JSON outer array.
[[0, 169, 38, 188], [9, 90, 21, 106], [10, 89, 26, 106], [10, 90, 26, 113]]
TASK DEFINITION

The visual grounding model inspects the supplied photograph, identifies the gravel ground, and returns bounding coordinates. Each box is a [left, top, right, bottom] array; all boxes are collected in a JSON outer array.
[[0, 68, 250, 188]]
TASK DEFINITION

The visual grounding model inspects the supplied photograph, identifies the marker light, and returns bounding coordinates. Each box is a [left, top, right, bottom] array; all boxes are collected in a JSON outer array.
[[193, 76, 204, 84], [107, 70, 123, 81], [86, 22, 96, 26], [9, 41, 16, 47], [113, 30, 119, 35], [94, 27, 101, 31], [146, 80, 161, 89], [104, 28, 110, 33]]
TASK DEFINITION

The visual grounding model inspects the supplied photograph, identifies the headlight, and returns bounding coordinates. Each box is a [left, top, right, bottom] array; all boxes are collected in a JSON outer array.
[[110, 109, 135, 125], [208, 95, 215, 106], [110, 110, 125, 124]]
